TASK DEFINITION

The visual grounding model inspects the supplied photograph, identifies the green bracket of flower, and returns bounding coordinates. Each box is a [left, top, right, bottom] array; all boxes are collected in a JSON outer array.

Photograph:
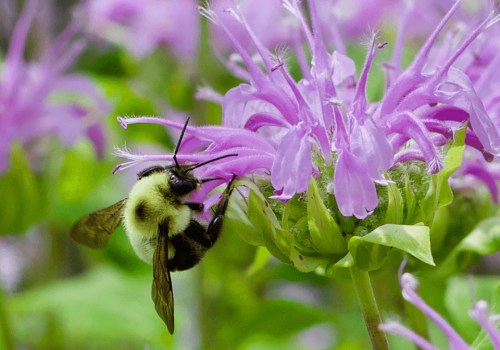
[[419, 124, 468, 224], [227, 178, 436, 274]]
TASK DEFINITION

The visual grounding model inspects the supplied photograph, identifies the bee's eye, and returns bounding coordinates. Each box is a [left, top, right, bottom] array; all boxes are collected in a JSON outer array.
[[169, 174, 198, 196]]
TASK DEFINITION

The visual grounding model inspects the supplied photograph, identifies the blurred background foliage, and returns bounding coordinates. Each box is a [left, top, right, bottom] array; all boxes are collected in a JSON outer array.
[[0, 0, 499, 349]]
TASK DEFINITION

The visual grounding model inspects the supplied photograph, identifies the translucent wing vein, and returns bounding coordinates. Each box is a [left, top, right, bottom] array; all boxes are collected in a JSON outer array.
[[152, 231, 175, 334], [70, 199, 127, 249]]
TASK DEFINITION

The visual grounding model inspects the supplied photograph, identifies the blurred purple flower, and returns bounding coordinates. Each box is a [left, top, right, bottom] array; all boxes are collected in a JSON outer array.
[[0, 0, 16, 35], [115, 1, 500, 219], [207, 0, 454, 56], [316, 0, 398, 51], [0, 0, 109, 173], [324, 0, 487, 48], [380, 268, 500, 349], [85, 0, 199, 59], [452, 149, 500, 202], [209, 0, 294, 54]]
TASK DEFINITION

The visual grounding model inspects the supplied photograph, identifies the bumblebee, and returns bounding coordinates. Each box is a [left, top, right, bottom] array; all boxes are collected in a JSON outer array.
[[71, 119, 237, 333]]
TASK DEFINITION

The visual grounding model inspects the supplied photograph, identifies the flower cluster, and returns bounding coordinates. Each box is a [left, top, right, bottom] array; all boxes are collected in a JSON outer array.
[[84, 0, 199, 59], [116, 0, 500, 221], [0, 0, 108, 173]]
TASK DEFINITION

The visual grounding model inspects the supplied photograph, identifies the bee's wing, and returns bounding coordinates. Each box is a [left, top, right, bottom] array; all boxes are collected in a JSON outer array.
[[152, 231, 175, 334], [70, 199, 127, 249]]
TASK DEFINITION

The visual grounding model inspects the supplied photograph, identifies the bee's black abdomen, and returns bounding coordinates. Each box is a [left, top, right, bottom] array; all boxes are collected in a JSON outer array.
[[169, 234, 204, 271]]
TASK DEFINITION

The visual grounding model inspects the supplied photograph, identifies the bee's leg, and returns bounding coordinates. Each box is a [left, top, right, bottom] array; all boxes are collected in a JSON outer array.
[[184, 202, 204, 212], [174, 217, 220, 269], [183, 220, 211, 247], [204, 175, 237, 245], [184, 175, 237, 247]]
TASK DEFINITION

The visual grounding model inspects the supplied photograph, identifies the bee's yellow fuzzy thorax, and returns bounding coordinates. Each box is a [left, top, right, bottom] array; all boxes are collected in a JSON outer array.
[[123, 172, 191, 263]]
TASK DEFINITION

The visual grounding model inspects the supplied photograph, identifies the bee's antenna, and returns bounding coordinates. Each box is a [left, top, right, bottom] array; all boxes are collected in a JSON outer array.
[[186, 153, 238, 172], [200, 176, 226, 183], [173, 117, 190, 169]]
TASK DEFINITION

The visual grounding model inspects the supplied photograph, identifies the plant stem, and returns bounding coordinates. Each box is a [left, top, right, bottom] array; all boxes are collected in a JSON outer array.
[[350, 266, 389, 350], [0, 287, 14, 350]]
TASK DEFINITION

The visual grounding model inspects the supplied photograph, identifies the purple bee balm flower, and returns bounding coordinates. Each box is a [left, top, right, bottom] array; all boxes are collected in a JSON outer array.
[[411, 2, 500, 201], [380, 264, 500, 349], [116, 0, 500, 219], [85, 0, 199, 59], [0, 0, 109, 173]]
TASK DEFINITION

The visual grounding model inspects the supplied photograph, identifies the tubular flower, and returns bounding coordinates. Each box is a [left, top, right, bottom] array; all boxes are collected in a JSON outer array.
[[380, 269, 500, 349], [115, 0, 500, 221], [0, 0, 109, 173], [84, 0, 199, 59], [415, 1, 500, 202]]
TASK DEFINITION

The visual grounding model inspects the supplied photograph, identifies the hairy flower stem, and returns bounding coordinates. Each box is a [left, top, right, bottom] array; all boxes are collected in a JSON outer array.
[[0, 287, 14, 350], [350, 267, 389, 350]]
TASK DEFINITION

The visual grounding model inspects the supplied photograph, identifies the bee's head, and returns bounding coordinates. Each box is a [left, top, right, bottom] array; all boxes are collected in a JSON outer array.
[[135, 118, 238, 198], [167, 164, 200, 197], [136, 164, 199, 197]]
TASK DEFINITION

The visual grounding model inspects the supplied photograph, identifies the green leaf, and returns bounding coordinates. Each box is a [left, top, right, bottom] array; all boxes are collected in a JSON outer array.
[[225, 181, 294, 265], [444, 277, 500, 344], [436, 216, 500, 277], [307, 177, 346, 254], [321, 253, 355, 279], [0, 145, 45, 235], [225, 192, 264, 246], [247, 189, 291, 264], [57, 144, 113, 203], [333, 253, 354, 269], [274, 228, 295, 260], [348, 236, 391, 271], [9, 266, 169, 349], [385, 183, 404, 224], [420, 125, 466, 222], [231, 299, 331, 345], [429, 206, 449, 252], [403, 170, 417, 224], [289, 248, 331, 273], [281, 193, 307, 231], [245, 247, 272, 276], [348, 224, 435, 271], [99, 77, 157, 117]]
